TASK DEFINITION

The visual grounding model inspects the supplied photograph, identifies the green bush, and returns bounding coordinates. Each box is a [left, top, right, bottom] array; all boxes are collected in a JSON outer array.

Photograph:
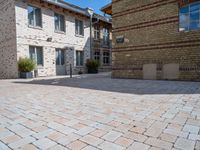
[[18, 58, 36, 72], [86, 59, 99, 73]]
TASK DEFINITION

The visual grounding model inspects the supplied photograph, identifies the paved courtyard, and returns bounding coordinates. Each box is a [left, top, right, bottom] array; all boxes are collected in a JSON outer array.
[[0, 73, 200, 150]]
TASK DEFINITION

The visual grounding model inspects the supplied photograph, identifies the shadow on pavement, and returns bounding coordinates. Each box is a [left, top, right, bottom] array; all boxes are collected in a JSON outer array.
[[13, 73, 200, 95]]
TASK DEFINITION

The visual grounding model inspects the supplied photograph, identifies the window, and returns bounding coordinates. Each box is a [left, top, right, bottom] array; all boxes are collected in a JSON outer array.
[[76, 51, 84, 66], [55, 13, 65, 32], [94, 51, 100, 63], [179, 2, 200, 31], [103, 28, 110, 46], [29, 46, 43, 66], [94, 25, 100, 40], [75, 19, 84, 36], [56, 49, 65, 65], [28, 5, 42, 27], [103, 51, 110, 65]]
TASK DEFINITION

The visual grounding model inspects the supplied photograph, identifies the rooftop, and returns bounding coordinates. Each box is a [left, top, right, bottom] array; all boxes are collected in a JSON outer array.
[[43, 0, 111, 23]]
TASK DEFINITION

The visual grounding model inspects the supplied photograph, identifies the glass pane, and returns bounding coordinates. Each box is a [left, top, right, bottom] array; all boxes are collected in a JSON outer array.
[[61, 50, 65, 65], [29, 46, 36, 62], [80, 51, 83, 66], [56, 49, 59, 65], [80, 21, 84, 35], [190, 11, 199, 22], [54, 14, 59, 30], [76, 51, 79, 66], [180, 6, 189, 14], [35, 8, 42, 27], [36, 48, 43, 65], [179, 13, 189, 31], [190, 21, 200, 30], [190, 2, 200, 12], [28, 6, 34, 26], [60, 15, 65, 31], [75, 20, 78, 34]]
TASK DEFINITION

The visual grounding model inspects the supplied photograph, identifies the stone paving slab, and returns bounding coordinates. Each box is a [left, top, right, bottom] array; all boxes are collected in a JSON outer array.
[[0, 73, 200, 150]]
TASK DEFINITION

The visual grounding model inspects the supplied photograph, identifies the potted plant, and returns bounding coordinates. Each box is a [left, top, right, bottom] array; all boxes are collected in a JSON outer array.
[[86, 59, 99, 74], [18, 58, 36, 78]]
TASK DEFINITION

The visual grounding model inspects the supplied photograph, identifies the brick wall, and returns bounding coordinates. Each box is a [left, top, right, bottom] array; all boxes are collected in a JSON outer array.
[[0, 0, 18, 79], [15, 0, 91, 77], [92, 21, 112, 72], [112, 0, 200, 81]]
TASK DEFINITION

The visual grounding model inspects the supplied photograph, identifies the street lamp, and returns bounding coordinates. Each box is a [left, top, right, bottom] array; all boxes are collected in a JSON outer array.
[[86, 7, 94, 59]]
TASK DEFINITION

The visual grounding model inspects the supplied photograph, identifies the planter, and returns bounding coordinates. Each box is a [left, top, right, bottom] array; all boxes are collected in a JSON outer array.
[[88, 68, 98, 74], [20, 72, 33, 79]]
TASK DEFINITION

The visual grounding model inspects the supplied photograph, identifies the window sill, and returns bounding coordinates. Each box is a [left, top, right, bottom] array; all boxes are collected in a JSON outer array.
[[28, 25, 43, 30], [76, 66, 84, 68], [55, 30, 66, 34], [75, 34, 84, 38]]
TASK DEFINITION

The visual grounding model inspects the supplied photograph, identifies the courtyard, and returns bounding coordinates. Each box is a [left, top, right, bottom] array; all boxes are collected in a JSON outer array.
[[0, 73, 200, 150]]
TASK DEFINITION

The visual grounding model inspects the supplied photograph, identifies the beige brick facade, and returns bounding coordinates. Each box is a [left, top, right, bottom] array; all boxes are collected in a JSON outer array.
[[15, 0, 91, 77], [0, 0, 112, 78], [111, 0, 200, 81]]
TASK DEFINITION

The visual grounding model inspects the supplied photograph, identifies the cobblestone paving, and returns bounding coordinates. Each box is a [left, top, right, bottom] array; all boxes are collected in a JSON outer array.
[[0, 73, 200, 150]]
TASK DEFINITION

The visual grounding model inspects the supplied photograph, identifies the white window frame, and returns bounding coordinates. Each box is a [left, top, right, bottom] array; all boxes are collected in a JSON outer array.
[[29, 46, 43, 66], [179, 2, 200, 32], [76, 51, 84, 66], [103, 51, 110, 66], [94, 25, 100, 40], [75, 19, 84, 36], [28, 5, 42, 27], [94, 50, 100, 63], [56, 49, 65, 66], [103, 27, 110, 46], [54, 13, 65, 32]]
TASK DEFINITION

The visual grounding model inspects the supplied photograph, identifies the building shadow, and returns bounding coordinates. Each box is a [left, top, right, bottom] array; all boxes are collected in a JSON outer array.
[[13, 73, 200, 95]]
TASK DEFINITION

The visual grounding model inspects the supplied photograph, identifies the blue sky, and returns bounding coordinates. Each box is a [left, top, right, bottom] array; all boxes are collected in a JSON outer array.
[[64, 0, 111, 14]]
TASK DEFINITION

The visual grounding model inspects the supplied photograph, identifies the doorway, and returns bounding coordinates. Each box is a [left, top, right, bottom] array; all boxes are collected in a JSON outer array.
[[56, 49, 66, 75]]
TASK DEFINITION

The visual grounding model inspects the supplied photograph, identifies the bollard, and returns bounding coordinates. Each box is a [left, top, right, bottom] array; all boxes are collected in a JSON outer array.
[[70, 64, 72, 78]]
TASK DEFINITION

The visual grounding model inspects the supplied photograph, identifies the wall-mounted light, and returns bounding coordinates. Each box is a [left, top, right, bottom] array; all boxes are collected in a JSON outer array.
[[47, 37, 52, 42]]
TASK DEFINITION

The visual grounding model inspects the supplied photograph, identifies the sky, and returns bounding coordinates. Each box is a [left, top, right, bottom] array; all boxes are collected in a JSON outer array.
[[64, 0, 111, 15]]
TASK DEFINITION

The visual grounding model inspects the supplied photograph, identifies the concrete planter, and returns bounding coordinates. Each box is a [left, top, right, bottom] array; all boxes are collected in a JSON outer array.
[[88, 68, 98, 74], [20, 72, 33, 79]]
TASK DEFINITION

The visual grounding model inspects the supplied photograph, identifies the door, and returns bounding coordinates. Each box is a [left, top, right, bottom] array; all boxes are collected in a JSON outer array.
[[56, 49, 66, 75], [143, 64, 157, 80]]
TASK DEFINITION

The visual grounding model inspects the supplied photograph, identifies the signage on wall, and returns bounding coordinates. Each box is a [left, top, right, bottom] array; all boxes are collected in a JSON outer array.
[[116, 35, 124, 43], [178, 0, 199, 6]]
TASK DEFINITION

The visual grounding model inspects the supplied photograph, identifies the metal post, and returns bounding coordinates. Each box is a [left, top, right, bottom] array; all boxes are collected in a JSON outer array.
[[70, 64, 72, 78]]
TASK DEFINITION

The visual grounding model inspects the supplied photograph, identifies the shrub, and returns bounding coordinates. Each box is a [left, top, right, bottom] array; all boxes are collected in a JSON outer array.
[[86, 59, 99, 73], [18, 58, 36, 72]]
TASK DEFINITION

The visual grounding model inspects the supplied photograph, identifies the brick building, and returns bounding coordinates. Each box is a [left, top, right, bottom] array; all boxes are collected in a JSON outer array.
[[0, 0, 111, 79], [103, 0, 200, 81]]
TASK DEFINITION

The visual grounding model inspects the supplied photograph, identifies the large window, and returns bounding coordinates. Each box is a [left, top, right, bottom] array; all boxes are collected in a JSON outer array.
[[103, 51, 110, 65], [103, 28, 110, 46], [75, 19, 84, 36], [179, 2, 200, 31], [29, 46, 43, 66], [55, 13, 65, 32], [94, 51, 100, 63], [28, 5, 42, 27], [94, 25, 100, 40], [76, 51, 84, 66]]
